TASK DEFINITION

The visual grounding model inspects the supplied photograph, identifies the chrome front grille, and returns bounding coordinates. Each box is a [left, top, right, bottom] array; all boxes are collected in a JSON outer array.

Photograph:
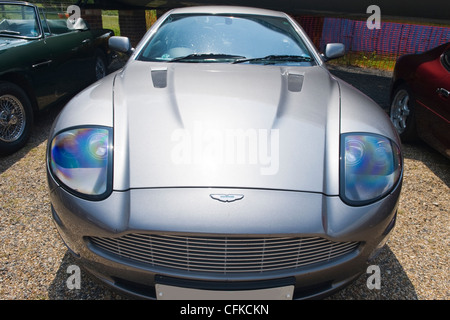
[[89, 234, 360, 274]]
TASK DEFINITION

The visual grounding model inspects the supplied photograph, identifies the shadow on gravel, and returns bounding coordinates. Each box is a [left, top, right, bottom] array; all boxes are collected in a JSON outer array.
[[328, 245, 418, 300], [328, 64, 393, 111], [402, 141, 450, 188], [48, 251, 126, 300], [48, 245, 417, 300]]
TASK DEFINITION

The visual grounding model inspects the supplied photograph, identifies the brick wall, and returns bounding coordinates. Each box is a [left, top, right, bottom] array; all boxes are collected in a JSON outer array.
[[119, 10, 148, 47], [81, 9, 103, 30]]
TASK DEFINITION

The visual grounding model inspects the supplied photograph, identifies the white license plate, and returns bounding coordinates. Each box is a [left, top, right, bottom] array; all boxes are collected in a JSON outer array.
[[155, 284, 294, 300]]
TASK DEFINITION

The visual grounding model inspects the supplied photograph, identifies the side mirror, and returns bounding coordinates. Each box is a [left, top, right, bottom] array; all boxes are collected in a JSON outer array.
[[109, 36, 133, 54], [323, 43, 345, 61]]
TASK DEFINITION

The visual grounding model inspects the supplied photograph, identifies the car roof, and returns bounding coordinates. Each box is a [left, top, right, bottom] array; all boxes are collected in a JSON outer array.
[[167, 6, 288, 18]]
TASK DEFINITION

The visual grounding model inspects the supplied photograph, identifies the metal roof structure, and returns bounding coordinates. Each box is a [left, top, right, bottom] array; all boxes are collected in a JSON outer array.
[[79, 0, 450, 22]]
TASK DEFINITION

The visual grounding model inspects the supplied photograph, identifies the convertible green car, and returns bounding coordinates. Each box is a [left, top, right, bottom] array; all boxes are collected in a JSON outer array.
[[0, 1, 114, 155]]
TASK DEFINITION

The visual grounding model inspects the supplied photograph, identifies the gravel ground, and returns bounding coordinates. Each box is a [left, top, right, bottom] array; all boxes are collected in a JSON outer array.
[[0, 65, 448, 300]]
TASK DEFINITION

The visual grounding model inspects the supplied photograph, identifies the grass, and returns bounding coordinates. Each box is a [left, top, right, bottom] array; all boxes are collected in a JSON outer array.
[[102, 10, 120, 36], [101, 10, 157, 37], [328, 51, 397, 71]]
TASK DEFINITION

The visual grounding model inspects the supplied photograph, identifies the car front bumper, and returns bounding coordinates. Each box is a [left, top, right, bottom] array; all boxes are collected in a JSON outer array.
[[48, 178, 400, 299]]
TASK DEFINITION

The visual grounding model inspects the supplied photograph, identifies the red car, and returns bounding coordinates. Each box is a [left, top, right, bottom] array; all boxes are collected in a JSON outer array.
[[390, 42, 450, 159]]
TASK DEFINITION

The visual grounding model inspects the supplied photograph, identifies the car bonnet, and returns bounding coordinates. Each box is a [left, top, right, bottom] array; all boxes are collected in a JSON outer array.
[[112, 61, 341, 195]]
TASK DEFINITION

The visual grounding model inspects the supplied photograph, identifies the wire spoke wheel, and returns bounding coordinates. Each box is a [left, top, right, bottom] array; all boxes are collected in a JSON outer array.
[[0, 94, 26, 143]]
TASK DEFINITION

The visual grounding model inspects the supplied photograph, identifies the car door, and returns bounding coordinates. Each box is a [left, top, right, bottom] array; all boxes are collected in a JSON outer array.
[[3, 4, 60, 108], [38, 8, 95, 99], [414, 45, 450, 157], [28, 37, 61, 108]]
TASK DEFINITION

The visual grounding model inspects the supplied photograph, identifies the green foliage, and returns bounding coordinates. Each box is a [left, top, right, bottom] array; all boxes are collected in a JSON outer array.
[[102, 10, 120, 36], [328, 51, 397, 71]]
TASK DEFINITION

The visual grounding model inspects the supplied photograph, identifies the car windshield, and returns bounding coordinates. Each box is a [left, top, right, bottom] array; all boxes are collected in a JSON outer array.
[[0, 4, 41, 38], [138, 13, 315, 66]]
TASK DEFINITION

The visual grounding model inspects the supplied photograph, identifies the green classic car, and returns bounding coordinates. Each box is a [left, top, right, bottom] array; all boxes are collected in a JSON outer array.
[[0, 1, 114, 155]]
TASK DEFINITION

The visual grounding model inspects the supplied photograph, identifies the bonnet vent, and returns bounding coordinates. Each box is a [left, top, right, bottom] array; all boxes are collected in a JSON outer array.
[[287, 73, 304, 92], [151, 68, 168, 88]]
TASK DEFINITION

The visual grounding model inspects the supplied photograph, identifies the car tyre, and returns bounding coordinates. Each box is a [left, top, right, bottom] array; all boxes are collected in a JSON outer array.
[[94, 50, 107, 81], [389, 84, 417, 142], [0, 82, 33, 156]]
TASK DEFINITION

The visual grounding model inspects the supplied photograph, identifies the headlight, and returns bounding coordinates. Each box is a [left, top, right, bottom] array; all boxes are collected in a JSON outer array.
[[340, 133, 402, 206], [48, 126, 113, 200]]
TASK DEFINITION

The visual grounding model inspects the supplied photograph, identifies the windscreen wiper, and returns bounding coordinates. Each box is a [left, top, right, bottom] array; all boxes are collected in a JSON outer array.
[[169, 53, 246, 63], [233, 55, 313, 64]]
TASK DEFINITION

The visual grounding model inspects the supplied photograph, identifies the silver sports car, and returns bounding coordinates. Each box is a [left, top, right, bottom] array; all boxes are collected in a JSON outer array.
[[47, 6, 403, 299]]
